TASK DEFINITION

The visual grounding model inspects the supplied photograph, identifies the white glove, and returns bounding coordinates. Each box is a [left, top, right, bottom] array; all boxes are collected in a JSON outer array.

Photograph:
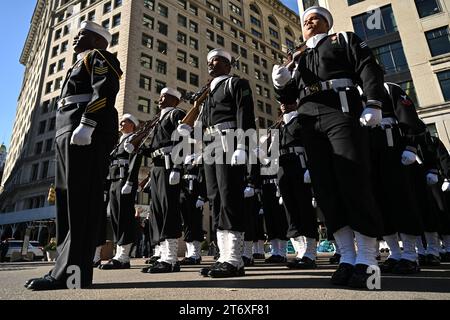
[[124, 142, 135, 153], [442, 179, 450, 192], [177, 123, 193, 136], [304, 170, 311, 184], [426, 172, 439, 185], [312, 197, 317, 208], [401, 150, 417, 166], [70, 124, 94, 146], [259, 208, 264, 215], [121, 182, 133, 194], [231, 149, 246, 166], [169, 170, 181, 185], [359, 107, 382, 127], [272, 65, 291, 88], [279, 197, 283, 205], [195, 198, 205, 208], [244, 186, 255, 198]]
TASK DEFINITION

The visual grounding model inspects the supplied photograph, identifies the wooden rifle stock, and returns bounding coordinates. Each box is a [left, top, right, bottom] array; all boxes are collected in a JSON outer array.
[[180, 80, 212, 127], [127, 112, 161, 151]]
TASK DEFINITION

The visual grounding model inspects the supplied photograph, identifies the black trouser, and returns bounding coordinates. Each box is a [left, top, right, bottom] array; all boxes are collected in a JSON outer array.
[[204, 162, 246, 232], [278, 153, 317, 239], [300, 111, 382, 237], [261, 183, 288, 241], [243, 195, 258, 241], [94, 181, 110, 247], [53, 131, 115, 287], [410, 164, 441, 233], [254, 205, 266, 241], [180, 181, 204, 242], [150, 163, 182, 240], [109, 178, 138, 245], [369, 126, 423, 236]]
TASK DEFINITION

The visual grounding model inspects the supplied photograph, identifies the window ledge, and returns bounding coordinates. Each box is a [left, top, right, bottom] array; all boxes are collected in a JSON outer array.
[[430, 53, 450, 65]]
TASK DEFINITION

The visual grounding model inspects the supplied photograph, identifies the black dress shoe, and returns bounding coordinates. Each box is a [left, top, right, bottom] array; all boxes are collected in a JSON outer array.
[[92, 260, 102, 268], [331, 263, 354, 286], [440, 252, 450, 262], [418, 254, 427, 266], [179, 257, 201, 265], [242, 256, 254, 267], [200, 262, 221, 277], [145, 256, 160, 265], [252, 253, 265, 260], [379, 258, 399, 273], [148, 261, 180, 273], [391, 259, 420, 274], [98, 259, 130, 270], [329, 253, 341, 264], [265, 255, 287, 263], [25, 271, 52, 288], [347, 264, 373, 289], [27, 275, 67, 291], [208, 262, 245, 278], [287, 256, 317, 269]]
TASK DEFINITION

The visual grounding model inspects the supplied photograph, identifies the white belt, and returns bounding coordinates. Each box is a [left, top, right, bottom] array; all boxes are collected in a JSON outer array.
[[57, 94, 93, 109], [151, 146, 173, 158], [263, 178, 278, 185], [380, 117, 398, 128], [111, 159, 129, 166], [205, 121, 237, 135], [183, 174, 198, 180], [304, 78, 354, 97], [280, 146, 305, 155]]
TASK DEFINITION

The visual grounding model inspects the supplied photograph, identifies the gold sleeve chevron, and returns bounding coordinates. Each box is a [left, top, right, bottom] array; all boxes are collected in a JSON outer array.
[[86, 97, 107, 113], [94, 66, 108, 75]]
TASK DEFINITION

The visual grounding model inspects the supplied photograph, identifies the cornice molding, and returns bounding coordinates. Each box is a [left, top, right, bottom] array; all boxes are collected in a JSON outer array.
[[20, 0, 46, 65]]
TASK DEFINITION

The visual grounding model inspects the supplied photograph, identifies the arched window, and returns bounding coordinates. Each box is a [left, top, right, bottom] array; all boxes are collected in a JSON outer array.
[[268, 15, 278, 26], [285, 27, 294, 37], [250, 3, 260, 15]]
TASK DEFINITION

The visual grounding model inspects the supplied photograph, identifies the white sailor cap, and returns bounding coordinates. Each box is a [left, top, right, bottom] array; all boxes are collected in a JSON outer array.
[[121, 113, 139, 127], [207, 48, 232, 63], [80, 21, 112, 44], [302, 6, 333, 31], [161, 87, 182, 100]]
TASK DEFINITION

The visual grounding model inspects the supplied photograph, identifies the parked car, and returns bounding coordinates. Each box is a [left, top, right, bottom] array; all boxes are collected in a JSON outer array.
[[4, 240, 45, 261]]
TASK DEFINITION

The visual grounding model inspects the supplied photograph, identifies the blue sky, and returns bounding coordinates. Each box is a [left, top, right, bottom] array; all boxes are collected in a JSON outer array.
[[0, 0, 299, 149]]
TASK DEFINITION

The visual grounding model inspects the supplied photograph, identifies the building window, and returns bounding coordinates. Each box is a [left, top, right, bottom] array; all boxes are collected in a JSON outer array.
[[251, 16, 261, 28], [138, 97, 151, 113], [48, 63, 56, 75], [45, 82, 53, 94], [216, 19, 224, 30], [265, 103, 272, 115], [60, 41, 68, 53], [253, 54, 260, 65], [88, 10, 95, 21], [230, 16, 243, 28], [268, 16, 278, 26], [41, 101, 50, 114], [30, 163, 39, 181], [144, 0, 154, 11], [155, 60, 166, 75], [347, 0, 364, 5], [102, 19, 110, 29], [103, 1, 112, 14], [427, 123, 438, 137], [207, 29, 215, 42], [189, 37, 198, 50], [263, 88, 270, 98], [35, 142, 43, 155], [51, 46, 58, 57], [110, 33, 119, 46], [415, 0, 441, 18], [158, 22, 168, 36], [54, 77, 63, 90], [157, 40, 167, 54], [269, 28, 279, 39], [178, 0, 187, 9], [57, 59, 65, 71], [255, 69, 261, 80], [242, 63, 248, 74], [140, 74, 152, 90], [258, 117, 266, 128], [250, 4, 260, 14], [189, 55, 199, 68], [437, 70, 450, 101], [257, 100, 264, 112], [143, 14, 154, 29], [189, 4, 198, 15], [189, 21, 198, 33], [207, 2, 220, 13], [177, 50, 187, 63], [177, 68, 187, 82], [256, 85, 262, 95], [158, 4, 168, 17], [63, 25, 70, 36], [217, 35, 224, 46], [38, 121, 46, 135], [178, 14, 187, 27], [155, 80, 166, 93], [190, 73, 199, 86], [141, 53, 152, 69], [352, 5, 397, 41], [54, 29, 62, 41], [142, 34, 153, 48], [112, 13, 121, 27], [45, 139, 53, 152], [251, 29, 262, 39], [240, 47, 247, 58], [231, 42, 239, 54], [270, 40, 280, 49], [177, 31, 187, 45], [114, 0, 122, 8], [373, 41, 408, 74], [229, 2, 242, 16], [426, 26, 450, 57], [48, 117, 56, 131], [41, 161, 49, 179]]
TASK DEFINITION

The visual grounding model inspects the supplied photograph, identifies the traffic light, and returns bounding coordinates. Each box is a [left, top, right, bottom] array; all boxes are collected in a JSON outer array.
[[47, 184, 56, 205]]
